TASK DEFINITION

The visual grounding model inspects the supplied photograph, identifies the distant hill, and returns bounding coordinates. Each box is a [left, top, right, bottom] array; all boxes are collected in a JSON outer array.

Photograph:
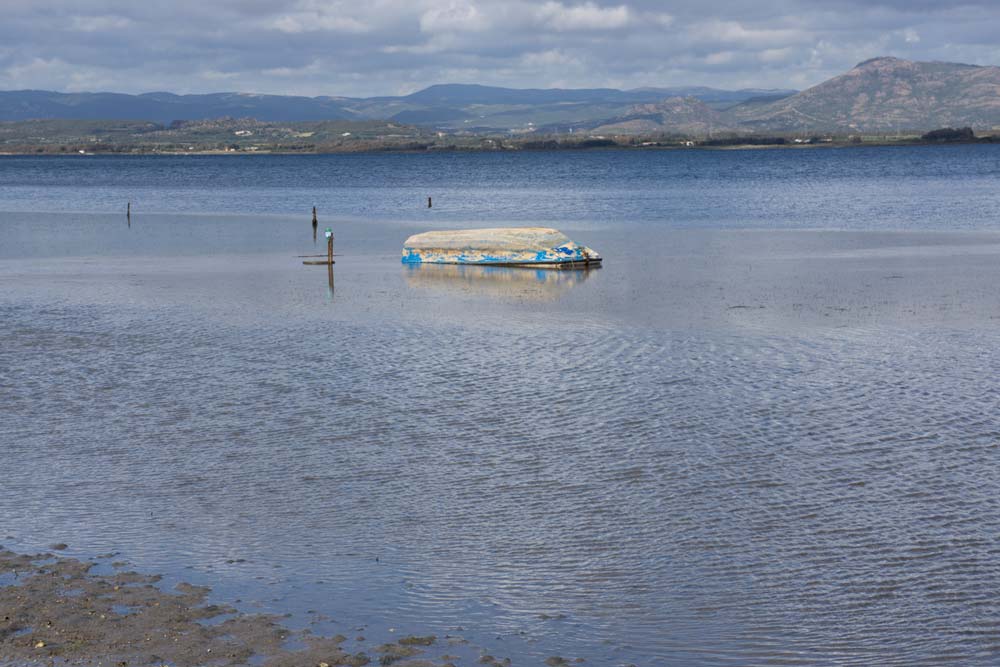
[[0, 91, 359, 124], [631, 86, 796, 109], [0, 84, 794, 131], [539, 97, 730, 135], [732, 57, 1000, 132], [6, 58, 999, 135], [537, 57, 1000, 135], [398, 83, 641, 106], [340, 84, 794, 130]]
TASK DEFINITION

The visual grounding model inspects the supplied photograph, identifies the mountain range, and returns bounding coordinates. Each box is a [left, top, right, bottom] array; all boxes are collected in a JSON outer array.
[[2, 57, 999, 135], [0, 84, 792, 132], [732, 57, 1000, 132], [547, 57, 1000, 135]]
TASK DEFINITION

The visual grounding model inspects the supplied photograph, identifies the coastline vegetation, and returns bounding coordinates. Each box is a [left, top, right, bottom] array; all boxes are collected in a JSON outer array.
[[0, 117, 995, 156]]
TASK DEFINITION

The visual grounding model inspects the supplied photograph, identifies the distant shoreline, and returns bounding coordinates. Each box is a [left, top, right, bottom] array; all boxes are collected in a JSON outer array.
[[0, 136, 996, 157]]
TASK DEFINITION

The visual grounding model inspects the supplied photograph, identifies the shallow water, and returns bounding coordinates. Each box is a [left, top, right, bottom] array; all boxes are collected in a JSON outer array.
[[3, 149, 1000, 665]]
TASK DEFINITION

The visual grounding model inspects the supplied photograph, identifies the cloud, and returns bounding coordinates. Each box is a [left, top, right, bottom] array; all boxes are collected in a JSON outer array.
[[0, 1, 998, 96], [648, 12, 674, 28], [70, 15, 134, 32], [757, 47, 793, 63], [420, 1, 490, 33], [266, 1, 372, 33], [704, 51, 736, 65], [692, 20, 811, 49], [535, 2, 631, 31], [2, 56, 119, 92], [270, 13, 369, 33], [521, 49, 581, 67]]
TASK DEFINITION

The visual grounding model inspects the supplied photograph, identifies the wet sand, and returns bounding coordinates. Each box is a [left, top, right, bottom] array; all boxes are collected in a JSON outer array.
[[1, 546, 520, 667]]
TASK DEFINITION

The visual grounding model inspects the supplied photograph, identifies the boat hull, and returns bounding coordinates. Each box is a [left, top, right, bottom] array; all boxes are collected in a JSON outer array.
[[401, 227, 602, 268]]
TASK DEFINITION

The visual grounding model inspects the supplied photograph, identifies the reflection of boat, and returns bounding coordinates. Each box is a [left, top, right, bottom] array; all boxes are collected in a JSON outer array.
[[402, 227, 602, 268], [404, 263, 596, 300]]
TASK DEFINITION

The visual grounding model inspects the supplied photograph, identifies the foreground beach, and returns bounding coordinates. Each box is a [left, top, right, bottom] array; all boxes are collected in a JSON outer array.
[[1, 546, 544, 667]]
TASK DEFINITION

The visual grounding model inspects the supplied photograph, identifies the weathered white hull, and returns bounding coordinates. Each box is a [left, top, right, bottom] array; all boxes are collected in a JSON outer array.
[[402, 227, 602, 267]]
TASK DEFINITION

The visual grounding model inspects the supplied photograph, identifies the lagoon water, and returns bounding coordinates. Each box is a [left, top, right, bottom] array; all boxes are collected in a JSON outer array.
[[3, 146, 1000, 665]]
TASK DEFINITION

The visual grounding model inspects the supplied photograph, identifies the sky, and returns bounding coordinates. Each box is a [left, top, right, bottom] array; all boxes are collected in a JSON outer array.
[[1, 1, 999, 97]]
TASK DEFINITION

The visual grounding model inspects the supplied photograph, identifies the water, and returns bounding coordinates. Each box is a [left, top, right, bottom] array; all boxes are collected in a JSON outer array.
[[1, 145, 999, 228], [3, 147, 1000, 665]]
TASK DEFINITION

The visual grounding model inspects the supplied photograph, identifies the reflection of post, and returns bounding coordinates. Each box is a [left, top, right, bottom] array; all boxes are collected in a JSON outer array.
[[327, 263, 335, 298]]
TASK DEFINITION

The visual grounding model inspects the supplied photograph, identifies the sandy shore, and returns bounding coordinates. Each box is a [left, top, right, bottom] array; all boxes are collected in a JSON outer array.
[[0, 547, 560, 667]]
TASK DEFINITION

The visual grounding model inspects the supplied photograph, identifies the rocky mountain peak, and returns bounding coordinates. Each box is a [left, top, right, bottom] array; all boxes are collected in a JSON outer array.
[[854, 56, 906, 69]]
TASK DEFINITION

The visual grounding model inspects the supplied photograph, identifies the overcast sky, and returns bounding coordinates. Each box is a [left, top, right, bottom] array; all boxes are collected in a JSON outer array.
[[1, 1, 998, 96]]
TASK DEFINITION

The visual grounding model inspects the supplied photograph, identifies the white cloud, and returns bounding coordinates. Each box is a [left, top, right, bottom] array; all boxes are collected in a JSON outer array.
[[535, 2, 631, 31], [693, 20, 809, 48], [199, 69, 241, 80], [759, 47, 794, 63], [521, 49, 581, 67], [270, 13, 369, 33], [3, 56, 116, 92], [70, 15, 134, 32], [648, 12, 674, 28], [4, 57, 64, 81], [381, 36, 458, 55], [420, 1, 489, 33], [705, 51, 735, 65]]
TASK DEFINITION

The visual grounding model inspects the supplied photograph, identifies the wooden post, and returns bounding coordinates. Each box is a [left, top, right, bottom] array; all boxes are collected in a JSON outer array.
[[312, 206, 318, 227], [303, 228, 336, 265], [427, 196, 432, 209], [126, 201, 131, 227]]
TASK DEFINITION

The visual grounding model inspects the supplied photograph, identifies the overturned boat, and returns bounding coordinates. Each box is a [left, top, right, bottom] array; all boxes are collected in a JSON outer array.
[[401, 227, 602, 268]]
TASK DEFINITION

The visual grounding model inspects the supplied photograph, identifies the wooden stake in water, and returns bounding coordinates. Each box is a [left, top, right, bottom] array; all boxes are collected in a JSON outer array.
[[302, 227, 336, 265], [427, 196, 432, 209], [127, 201, 131, 227]]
